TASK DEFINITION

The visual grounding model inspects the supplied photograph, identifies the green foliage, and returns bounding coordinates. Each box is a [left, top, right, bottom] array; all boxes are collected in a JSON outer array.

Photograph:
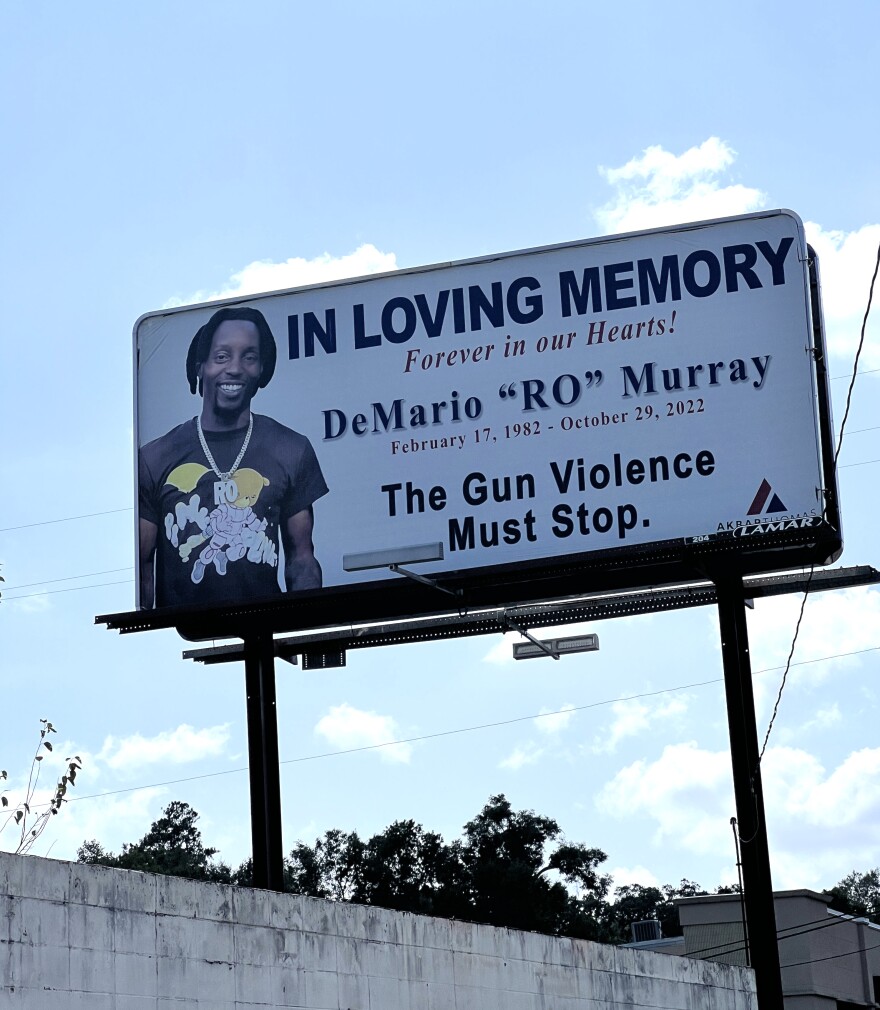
[[78, 801, 231, 883], [281, 794, 610, 940], [1, 719, 82, 854], [73, 791, 748, 943], [828, 868, 880, 924]]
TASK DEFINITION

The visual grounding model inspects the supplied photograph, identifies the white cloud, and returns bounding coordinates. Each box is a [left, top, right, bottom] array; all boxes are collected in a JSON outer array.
[[747, 587, 880, 706], [596, 742, 734, 855], [0, 751, 166, 862], [777, 704, 842, 745], [596, 741, 880, 890], [97, 723, 231, 773], [314, 702, 412, 764], [498, 742, 545, 770], [608, 864, 661, 891], [595, 138, 765, 235], [165, 244, 398, 307], [803, 221, 880, 368], [483, 632, 519, 665], [3, 594, 52, 615], [38, 788, 167, 862], [592, 695, 689, 754], [593, 138, 879, 372], [764, 745, 880, 830], [536, 703, 576, 735]]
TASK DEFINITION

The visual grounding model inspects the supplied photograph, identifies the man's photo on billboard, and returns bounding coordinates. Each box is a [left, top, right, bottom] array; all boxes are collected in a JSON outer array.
[[138, 306, 328, 610]]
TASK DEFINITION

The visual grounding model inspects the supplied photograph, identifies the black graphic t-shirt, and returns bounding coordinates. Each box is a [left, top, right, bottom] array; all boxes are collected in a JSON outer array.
[[139, 414, 329, 608]]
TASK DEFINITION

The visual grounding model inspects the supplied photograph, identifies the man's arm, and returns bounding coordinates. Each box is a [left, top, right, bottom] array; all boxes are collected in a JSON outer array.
[[139, 518, 158, 608], [282, 506, 322, 590]]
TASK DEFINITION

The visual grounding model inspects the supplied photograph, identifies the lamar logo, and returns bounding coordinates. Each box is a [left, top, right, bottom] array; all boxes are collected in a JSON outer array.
[[733, 516, 820, 538], [747, 478, 787, 516]]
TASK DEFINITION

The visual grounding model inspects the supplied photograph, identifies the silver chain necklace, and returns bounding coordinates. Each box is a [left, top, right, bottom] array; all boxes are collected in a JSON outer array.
[[197, 413, 254, 506]]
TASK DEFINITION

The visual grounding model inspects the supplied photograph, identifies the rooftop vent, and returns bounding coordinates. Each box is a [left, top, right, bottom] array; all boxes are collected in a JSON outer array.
[[631, 919, 662, 943]]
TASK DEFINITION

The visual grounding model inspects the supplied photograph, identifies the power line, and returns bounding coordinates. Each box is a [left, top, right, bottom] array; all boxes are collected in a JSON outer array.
[[781, 938, 880, 969], [59, 643, 880, 807], [3, 413, 880, 543], [759, 243, 880, 762], [0, 507, 131, 534], [3, 568, 133, 592], [687, 908, 878, 960], [832, 363, 880, 379], [760, 566, 814, 761], [834, 239, 880, 468], [3, 579, 133, 601]]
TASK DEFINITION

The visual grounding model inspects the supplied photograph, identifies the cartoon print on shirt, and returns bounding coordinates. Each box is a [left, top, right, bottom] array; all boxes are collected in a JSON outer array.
[[162, 464, 278, 584]]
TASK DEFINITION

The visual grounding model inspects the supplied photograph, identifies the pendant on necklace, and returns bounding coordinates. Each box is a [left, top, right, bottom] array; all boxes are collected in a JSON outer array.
[[214, 478, 239, 505]]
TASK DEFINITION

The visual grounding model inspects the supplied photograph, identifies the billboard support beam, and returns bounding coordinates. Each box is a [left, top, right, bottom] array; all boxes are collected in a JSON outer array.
[[715, 573, 783, 1008], [243, 632, 285, 892], [388, 564, 462, 598]]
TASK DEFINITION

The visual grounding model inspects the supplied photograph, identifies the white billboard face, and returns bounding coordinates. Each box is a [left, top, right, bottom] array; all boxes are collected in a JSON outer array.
[[135, 211, 833, 614]]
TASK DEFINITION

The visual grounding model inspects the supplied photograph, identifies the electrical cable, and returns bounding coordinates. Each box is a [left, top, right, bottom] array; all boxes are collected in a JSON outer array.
[[831, 367, 879, 380], [0, 507, 131, 533], [41, 642, 880, 808], [685, 908, 877, 959], [3, 580, 134, 601], [2, 568, 133, 592], [754, 244, 880, 765], [759, 565, 814, 761], [781, 937, 880, 969], [0, 365, 877, 542], [834, 239, 880, 469]]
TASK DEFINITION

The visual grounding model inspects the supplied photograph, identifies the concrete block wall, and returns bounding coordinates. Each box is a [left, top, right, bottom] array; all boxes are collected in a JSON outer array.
[[0, 851, 756, 1009]]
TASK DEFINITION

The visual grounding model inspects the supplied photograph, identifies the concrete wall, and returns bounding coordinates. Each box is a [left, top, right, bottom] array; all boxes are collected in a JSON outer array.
[[0, 851, 756, 1009]]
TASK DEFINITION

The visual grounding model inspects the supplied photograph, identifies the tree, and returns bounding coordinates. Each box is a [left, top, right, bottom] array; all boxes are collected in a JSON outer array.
[[828, 869, 880, 924], [78, 801, 231, 882], [286, 827, 365, 901], [2, 719, 82, 854], [459, 794, 610, 938], [270, 794, 611, 938], [356, 820, 471, 919], [77, 793, 739, 945]]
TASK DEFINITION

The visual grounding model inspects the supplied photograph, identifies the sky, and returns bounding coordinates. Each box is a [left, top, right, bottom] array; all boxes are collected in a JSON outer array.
[[2, 1, 879, 901]]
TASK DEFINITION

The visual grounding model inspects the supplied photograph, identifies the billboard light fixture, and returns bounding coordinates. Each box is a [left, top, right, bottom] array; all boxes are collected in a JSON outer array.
[[342, 542, 460, 599], [342, 542, 444, 572], [513, 633, 600, 661]]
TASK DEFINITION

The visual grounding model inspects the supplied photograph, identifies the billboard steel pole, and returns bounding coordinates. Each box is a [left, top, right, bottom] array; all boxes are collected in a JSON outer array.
[[715, 573, 783, 1007], [243, 632, 285, 891]]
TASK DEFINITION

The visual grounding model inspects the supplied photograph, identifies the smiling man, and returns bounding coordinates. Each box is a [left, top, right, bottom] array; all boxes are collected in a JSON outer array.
[[138, 306, 329, 609]]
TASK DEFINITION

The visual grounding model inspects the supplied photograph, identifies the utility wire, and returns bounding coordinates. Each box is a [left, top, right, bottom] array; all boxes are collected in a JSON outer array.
[[757, 243, 880, 762], [49, 642, 880, 808], [0, 413, 878, 541], [3, 579, 134, 601], [834, 240, 880, 468], [832, 365, 872, 377], [760, 566, 814, 761], [781, 938, 880, 969], [2, 568, 133, 592], [686, 909, 878, 960], [0, 507, 131, 533]]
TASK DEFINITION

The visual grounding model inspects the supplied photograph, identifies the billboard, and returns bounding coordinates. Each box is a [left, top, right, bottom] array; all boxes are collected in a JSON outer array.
[[134, 211, 841, 631]]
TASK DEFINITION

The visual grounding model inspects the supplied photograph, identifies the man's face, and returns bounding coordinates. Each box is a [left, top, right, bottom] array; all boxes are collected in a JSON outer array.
[[199, 319, 263, 417]]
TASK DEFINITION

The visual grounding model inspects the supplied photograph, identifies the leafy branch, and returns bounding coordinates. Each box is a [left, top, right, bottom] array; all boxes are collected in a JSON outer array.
[[1, 719, 82, 854]]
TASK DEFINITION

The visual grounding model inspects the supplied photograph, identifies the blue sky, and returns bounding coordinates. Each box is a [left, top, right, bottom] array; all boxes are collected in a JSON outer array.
[[2, 1, 879, 897]]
